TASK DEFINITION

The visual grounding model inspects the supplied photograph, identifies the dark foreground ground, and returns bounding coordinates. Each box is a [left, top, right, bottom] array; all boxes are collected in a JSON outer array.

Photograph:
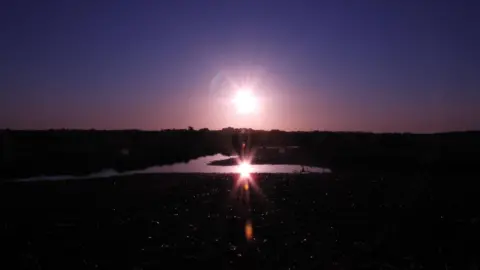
[[1, 172, 479, 269]]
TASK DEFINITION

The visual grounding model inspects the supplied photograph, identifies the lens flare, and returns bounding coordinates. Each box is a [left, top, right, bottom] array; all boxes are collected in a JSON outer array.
[[245, 220, 253, 241]]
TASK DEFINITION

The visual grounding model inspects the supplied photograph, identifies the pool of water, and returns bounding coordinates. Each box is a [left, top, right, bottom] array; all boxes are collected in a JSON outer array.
[[13, 154, 330, 182]]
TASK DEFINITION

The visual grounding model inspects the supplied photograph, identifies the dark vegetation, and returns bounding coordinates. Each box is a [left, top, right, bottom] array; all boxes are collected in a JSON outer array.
[[1, 129, 480, 180], [1, 172, 479, 269]]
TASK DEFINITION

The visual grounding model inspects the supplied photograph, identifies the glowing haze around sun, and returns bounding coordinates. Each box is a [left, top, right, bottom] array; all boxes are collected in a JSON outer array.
[[207, 64, 277, 129]]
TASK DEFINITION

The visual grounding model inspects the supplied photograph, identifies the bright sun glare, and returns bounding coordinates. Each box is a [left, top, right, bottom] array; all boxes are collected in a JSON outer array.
[[233, 89, 257, 114], [238, 161, 253, 178]]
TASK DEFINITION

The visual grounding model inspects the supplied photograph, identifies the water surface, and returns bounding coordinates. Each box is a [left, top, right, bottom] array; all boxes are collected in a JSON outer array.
[[14, 154, 330, 182]]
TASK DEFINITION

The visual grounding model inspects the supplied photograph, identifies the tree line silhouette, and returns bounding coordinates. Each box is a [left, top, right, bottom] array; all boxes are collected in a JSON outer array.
[[1, 128, 479, 180]]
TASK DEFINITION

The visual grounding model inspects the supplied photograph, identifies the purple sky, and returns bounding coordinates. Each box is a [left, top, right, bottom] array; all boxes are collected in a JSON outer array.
[[1, 1, 479, 132]]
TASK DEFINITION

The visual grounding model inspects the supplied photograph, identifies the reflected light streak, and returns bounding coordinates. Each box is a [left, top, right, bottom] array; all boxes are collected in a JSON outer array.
[[231, 154, 261, 244]]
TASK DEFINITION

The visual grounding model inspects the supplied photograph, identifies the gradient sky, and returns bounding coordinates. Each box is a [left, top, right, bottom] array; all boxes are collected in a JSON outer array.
[[1, 0, 479, 132]]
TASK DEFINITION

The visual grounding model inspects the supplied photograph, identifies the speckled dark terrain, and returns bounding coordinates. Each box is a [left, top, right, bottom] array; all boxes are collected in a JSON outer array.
[[1, 172, 479, 269]]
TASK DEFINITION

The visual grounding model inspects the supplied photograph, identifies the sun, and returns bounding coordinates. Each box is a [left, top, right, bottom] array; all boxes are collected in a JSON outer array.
[[233, 89, 257, 114]]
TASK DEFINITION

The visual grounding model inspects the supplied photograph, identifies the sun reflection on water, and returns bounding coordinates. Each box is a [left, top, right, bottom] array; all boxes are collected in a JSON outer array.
[[237, 161, 253, 179], [232, 151, 262, 245]]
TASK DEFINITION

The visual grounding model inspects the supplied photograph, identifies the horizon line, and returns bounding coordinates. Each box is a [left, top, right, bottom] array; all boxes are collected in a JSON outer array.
[[1, 128, 479, 135]]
